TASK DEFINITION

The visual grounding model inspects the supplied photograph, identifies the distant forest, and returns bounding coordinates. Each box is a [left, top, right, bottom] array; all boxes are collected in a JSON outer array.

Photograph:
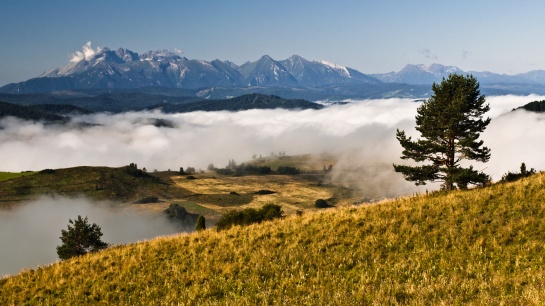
[[148, 93, 323, 113], [517, 100, 545, 112], [0, 93, 323, 121]]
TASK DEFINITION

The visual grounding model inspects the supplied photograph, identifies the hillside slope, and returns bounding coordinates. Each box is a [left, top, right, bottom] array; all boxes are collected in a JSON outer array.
[[0, 166, 190, 207], [2, 173, 545, 304]]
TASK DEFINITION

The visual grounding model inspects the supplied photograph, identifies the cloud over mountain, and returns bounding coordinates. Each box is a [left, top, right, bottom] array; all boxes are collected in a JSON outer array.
[[69, 42, 102, 63]]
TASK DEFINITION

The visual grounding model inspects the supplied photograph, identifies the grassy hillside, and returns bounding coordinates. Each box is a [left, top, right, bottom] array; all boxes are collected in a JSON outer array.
[[2, 172, 545, 304], [0, 171, 37, 182], [0, 166, 191, 208]]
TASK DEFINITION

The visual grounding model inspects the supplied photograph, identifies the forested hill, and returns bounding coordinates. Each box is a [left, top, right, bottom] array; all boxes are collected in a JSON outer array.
[[516, 100, 545, 112], [0, 101, 68, 122], [0, 92, 321, 113], [149, 93, 324, 113], [28, 104, 93, 115]]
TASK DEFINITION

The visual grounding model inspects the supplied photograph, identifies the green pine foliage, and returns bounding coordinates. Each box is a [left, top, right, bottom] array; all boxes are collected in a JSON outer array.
[[394, 74, 491, 191], [56, 216, 108, 260], [196, 215, 206, 231]]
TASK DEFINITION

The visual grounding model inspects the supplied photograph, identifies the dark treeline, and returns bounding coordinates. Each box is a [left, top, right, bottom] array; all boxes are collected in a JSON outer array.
[[517, 100, 545, 113], [212, 159, 300, 176], [0, 101, 68, 122], [0, 92, 321, 113], [146, 93, 323, 113]]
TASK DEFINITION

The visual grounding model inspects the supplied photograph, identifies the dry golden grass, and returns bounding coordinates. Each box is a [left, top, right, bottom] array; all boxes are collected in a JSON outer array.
[[171, 174, 343, 215], [2, 172, 545, 304]]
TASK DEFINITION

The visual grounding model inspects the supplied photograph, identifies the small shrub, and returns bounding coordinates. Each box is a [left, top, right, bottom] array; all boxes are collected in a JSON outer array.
[[315, 199, 329, 208], [195, 215, 206, 231], [186, 175, 196, 180], [254, 189, 276, 195], [215, 204, 283, 231], [501, 163, 536, 182], [133, 196, 159, 204], [261, 203, 283, 220], [164, 204, 200, 228]]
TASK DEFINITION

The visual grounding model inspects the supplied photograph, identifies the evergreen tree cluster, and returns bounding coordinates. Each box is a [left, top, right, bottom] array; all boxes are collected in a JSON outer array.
[[215, 159, 272, 176], [314, 199, 330, 208], [277, 166, 300, 175], [125, 163, 151, 178], [501, 163, 536, 182]]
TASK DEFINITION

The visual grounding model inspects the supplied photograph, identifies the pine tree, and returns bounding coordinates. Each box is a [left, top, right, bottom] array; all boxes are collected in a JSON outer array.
[[393, 74, 491, 191], [56, 215, 108, 260], [195, 215, 206, 231]]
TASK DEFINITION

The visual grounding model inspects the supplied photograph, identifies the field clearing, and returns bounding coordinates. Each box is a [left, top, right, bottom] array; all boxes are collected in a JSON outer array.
[[0, 171, 36, 182], [171, 174, 348, 215]]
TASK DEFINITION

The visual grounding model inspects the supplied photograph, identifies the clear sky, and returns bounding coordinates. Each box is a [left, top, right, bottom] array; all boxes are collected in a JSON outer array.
[[1, 0, 545, 86]]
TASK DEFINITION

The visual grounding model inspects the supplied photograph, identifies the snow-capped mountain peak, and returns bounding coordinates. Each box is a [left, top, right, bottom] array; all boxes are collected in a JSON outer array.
[[320, 60, 351, 78], [5, 43, 381, 93]]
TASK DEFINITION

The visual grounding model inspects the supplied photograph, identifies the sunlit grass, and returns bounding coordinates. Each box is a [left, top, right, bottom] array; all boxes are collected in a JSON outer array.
[[173, 174, 339, 214], [0, 171, 36, 182], [2, 173, 545, 304]]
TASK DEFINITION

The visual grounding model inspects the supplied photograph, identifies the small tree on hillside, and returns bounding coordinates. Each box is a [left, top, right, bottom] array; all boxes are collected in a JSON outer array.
[[56, 215, 108, 260], [196, 215, 206, 231], [394, 74, 491, 191]]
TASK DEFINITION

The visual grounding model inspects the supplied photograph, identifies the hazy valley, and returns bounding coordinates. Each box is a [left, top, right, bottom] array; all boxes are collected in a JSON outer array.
[[1, 92, 545, 279]]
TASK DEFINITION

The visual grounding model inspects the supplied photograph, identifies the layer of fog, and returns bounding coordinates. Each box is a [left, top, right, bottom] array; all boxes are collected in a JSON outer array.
[[0, 196, 183, 277], [1, 95, 543, 187], [1, 94, 544, 277]]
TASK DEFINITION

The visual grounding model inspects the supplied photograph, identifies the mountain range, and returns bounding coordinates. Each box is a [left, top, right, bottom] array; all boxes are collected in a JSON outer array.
[[2, 47, 545, 98], [0, 49, 380, 94], [371, 63, 545, 85]]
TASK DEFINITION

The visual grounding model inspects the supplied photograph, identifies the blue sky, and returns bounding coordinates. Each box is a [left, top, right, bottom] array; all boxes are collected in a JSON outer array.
[[1, 0, 545, 86]]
